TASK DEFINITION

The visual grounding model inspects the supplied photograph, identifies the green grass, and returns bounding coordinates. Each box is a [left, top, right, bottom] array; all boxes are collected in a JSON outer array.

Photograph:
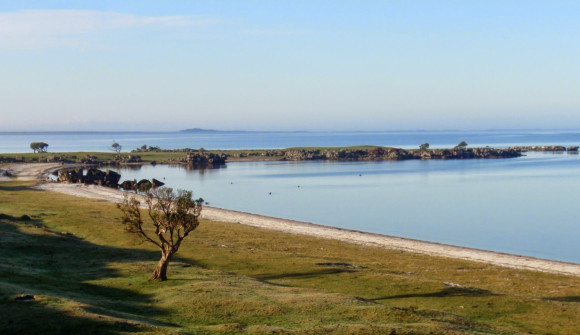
[[0, 146, 395, 164], [1, 180, 579, 334], [0, 151, 187, 163]]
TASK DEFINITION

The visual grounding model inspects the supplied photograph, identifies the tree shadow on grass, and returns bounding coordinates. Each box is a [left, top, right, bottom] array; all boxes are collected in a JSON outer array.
[[0, 213, 180, 333], [255, 268, 357, 287], [258, 268, 356, 281], [542, 296, 580, 302], [3, 300, 148, 335], [369, 286, 500, 302], [0, 182, 40, 192]]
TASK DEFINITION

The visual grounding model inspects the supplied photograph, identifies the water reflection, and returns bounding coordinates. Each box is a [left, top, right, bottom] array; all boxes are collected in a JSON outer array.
[[114, 163, 227, 176], [119, 164, 146, 171], [182, 163, 227, 174]]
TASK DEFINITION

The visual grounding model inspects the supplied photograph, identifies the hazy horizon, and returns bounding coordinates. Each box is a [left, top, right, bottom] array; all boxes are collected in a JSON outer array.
[[3, 127, 580, 134], [2, 1, 579, 132]]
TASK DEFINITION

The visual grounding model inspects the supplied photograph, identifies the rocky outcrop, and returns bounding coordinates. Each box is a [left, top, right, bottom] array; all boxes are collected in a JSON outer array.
[[31, 155, 74, 164], [281, 147, 521, 161], [113, 154, 143, 163], [0, 156, 24, 163], [58, 168, 84, 184], [510, 146, 567, 152], [119, 178, 165, 191], [151, 178, 165, 188], [56, 168, 166, 192], [137, 179, 152, 191], [418, 148, 521, 159], [119, 180, 137, 191], [58, 168, 121, 188], [567, 146, 579, 151], [80, 155, 100, 164], [178, 153, 227, 167], [231, 150, 284, 159]]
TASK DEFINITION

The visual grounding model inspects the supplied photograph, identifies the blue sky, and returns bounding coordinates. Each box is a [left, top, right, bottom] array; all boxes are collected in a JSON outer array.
[[1, 1, 579, 131]]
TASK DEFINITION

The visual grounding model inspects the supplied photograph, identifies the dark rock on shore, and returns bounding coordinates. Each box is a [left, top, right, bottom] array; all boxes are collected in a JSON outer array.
[[58, 168, 121, 188], [120, 180, 137, 191], [137, 179, 153, 191], [151, 178, 165, 188], [118, 178, 164, 191]]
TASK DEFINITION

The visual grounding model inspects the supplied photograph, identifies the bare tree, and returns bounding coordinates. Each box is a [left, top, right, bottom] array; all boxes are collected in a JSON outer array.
[[117, 187, 204, 281]]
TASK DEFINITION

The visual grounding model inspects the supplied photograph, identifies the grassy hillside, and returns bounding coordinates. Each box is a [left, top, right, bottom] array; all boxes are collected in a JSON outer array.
[[1, 180, 579, 334]]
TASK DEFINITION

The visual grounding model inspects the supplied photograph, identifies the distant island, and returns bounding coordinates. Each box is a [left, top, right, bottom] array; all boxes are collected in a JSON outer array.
[[178, 128, 313, 133], [179, 128, 227, 133]]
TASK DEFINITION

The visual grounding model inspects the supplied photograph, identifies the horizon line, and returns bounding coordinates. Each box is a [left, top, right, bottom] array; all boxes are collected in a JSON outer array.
[[2, 128, 580, 134]]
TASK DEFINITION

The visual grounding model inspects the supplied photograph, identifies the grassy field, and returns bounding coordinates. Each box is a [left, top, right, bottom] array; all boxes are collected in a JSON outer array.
[[0, 146, 406, 164], [1, 180, 579, 334], [0, 151, 187, 163]]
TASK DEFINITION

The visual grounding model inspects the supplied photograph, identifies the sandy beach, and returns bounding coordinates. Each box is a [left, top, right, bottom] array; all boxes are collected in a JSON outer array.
[[3, 163, 579, 276]]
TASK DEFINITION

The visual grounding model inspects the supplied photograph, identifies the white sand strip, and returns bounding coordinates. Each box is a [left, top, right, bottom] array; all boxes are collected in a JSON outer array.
[[35, 182, 580, 276], [0, 163, 64, 181]]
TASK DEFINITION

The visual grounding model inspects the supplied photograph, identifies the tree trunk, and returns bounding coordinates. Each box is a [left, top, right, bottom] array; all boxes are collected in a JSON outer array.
[[151, 252, 172, 281]]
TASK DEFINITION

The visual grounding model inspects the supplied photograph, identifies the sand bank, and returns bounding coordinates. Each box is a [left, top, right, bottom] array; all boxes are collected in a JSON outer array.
[[0, 163, 64, 181], [4, 163, 580, 276]]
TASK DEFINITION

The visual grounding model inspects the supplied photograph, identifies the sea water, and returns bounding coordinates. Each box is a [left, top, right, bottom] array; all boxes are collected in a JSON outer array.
[[2, 129, 580, 153], [2, 130, 579, 262], [112, 151, 580, 263]]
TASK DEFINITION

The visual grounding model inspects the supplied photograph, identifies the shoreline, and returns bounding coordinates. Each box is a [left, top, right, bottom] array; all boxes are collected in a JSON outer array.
[[35, 183, 580, 277], [3, 163, 580, 276]]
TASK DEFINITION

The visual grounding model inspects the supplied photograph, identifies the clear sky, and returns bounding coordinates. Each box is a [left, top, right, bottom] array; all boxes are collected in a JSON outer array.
[[1, 1, 579, 131]]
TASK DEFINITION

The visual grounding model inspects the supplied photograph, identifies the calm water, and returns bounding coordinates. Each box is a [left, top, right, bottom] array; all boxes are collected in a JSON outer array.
[[2, 129, 580, 153], [4, 130, 579, 262], [112, 152, 580, 263]]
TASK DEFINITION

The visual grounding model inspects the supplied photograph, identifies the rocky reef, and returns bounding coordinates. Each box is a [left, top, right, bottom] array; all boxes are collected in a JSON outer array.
[[119, 178, 165, 192], [509, 146, 569, 152], [281, 147, 522, 161], [172, 152, 227, 167], [508, 145, 579, 152], [57, 167, 165, 191], [58, 168, 121, 187]]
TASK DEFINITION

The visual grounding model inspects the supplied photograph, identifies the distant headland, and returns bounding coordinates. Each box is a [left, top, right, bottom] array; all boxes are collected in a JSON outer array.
[[179, 128, 254, 134]]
